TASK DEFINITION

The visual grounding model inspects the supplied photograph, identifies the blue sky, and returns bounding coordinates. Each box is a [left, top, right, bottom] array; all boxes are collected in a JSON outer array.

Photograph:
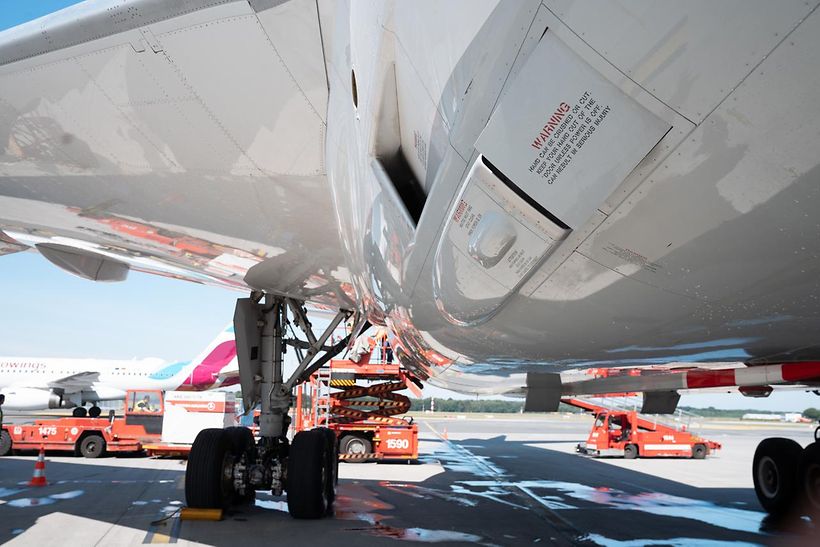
[[1, 1, 819, 413], [0, 1, 83, 32], [0, 252, 238, 360]]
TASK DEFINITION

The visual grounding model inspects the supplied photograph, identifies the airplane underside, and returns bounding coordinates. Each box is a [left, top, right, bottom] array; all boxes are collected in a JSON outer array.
[[1, 0, 820, 519], [0, 1, 819, 393]]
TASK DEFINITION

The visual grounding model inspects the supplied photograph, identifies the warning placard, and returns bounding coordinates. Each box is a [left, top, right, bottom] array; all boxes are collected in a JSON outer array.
[[475, 32, 670, 228]]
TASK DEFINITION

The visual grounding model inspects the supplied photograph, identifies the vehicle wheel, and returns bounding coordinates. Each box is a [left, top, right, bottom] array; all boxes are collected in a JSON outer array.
[[79, 434, 106, 458], [186, 429, 234, 509], [287, 429, 331, 519], [798, 442, 820, 516], [317, 428, 339, 504], [753, 437, 802, 516], [624, 444, 638, 459], [88, 406, 101, 418], [693, 443, 707, 459], [0, 430, 12, 457], [224, 427, 256, 505], [72, 407, 88, 418], [814, 425, 819, 443], [340, 435, 372, 459]]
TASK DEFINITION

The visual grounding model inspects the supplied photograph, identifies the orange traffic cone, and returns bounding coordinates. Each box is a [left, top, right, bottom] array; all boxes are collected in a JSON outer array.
[[442, 427, 448, 440], [28, 446, 48, 487]]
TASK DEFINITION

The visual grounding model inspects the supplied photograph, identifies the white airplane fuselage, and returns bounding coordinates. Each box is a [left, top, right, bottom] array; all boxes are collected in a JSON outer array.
[[0, 1, 819, 395], [0, 327, 238, 409], [0, 357, 188, 409]]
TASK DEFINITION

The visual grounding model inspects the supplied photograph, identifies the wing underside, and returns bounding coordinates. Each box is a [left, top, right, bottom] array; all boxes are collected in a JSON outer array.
[[0, 0, 353, 309]]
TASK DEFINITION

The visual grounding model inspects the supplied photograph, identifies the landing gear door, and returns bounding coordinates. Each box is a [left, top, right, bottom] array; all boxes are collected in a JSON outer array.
[[234, 298, 262, 413]]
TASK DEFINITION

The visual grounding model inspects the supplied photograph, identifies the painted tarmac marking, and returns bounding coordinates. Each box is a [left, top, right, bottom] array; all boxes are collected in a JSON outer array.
[[583, 534, 761, 547], [143, 507, 182, 544], [422, 420, 586, 545], [3, 489, 85, 508]]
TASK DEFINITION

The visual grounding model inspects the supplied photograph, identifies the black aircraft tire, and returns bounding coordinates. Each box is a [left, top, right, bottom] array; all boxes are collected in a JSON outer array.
[[186, 429, 233, 509], [753, 437, 802, 516], [88, 406, 102, 418], [624, 444, 638, 459], [798, 442, 820, 516], [287, 429, 330, 519], [224, 427, 256, 505], [72, 407, 88, 418], [79, 434, 106, 458], [317, 428, 339, 504], [0, 430, 12, 457]]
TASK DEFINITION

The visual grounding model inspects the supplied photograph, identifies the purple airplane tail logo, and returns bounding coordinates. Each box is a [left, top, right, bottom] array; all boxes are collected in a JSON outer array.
[[179, 340, 237, 389]]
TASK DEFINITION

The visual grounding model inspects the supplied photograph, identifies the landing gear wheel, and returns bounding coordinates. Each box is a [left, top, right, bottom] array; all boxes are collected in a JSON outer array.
[[88, 406, 101, 418], [72, 407, 88, 418], [798, 442, 820, 516], [340, 435, 372, 460], [186, 429, 234, 509], [0, 430, 12, 457], [79, 434, 106, 458], [692, 443, 707, 460], [753, 437, 802, 516], [287, 429, 333, 519], [623, 444, 638, 459], [224, 427, 256, 505]]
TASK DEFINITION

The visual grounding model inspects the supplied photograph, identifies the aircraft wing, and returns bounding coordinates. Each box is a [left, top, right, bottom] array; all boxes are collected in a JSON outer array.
[[46, 371, 101, 393], [0, 0, 353, 309], [0, 231, 29, 257]]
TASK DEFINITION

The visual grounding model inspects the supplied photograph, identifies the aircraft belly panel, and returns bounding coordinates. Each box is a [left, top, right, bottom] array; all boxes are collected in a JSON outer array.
[[575, 8, 820, 312], [546, 0, 819, 124], [385, 2, 820, 378], [474, 31, 671, 229]]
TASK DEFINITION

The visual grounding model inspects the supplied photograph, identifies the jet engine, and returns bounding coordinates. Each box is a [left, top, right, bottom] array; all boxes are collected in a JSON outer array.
[[0, 387, 64, 410]]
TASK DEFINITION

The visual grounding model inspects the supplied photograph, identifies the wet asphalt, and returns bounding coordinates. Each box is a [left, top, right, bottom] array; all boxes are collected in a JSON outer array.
[[0, 414, 817, 546]]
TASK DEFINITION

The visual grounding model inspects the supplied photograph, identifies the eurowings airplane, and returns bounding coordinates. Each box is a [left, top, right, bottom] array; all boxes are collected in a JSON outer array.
[[0, 325, 238, 416], [0, 0, 819, 518]]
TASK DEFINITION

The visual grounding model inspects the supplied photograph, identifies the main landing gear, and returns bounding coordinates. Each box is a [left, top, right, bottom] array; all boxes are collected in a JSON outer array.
[[185, 294, 353, 518], [753, 429, 820, 519]]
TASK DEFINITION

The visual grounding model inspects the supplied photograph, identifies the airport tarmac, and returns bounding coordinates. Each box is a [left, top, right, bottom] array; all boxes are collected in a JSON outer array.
[[1, 414, 817, 546]]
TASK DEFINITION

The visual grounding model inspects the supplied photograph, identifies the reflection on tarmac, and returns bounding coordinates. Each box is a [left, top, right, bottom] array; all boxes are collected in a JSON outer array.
[[0, 415, 818, 545]]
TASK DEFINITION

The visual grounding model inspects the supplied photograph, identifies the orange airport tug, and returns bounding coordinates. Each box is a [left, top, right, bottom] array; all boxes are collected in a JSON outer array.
[[293, 350, 420, 462], [0, 390, 164, 458], [567, 397, 721, 459]]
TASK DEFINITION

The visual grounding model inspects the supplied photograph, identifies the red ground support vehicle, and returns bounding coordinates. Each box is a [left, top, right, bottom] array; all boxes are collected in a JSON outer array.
[[293, 352, 420, 462], [0, 389, 164, 458], [566, 397, 722, 459]]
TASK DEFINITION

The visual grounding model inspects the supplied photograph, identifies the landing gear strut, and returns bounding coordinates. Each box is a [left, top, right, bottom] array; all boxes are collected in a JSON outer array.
[[753, 436, 820, 518], [185, 294, 353, 518]]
